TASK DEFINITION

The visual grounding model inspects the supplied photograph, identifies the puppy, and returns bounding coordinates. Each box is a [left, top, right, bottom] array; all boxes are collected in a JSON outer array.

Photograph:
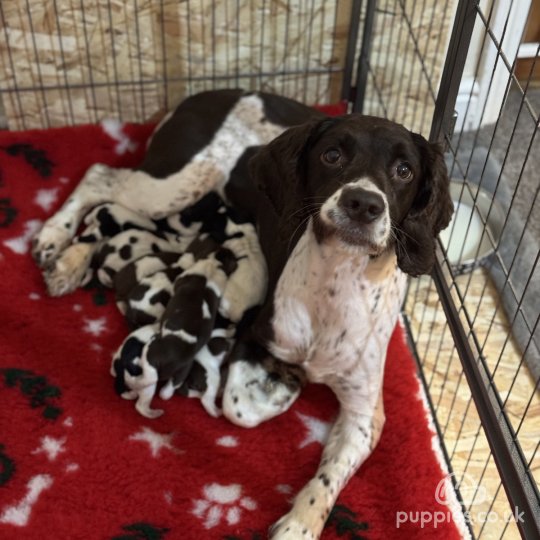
[[220, 115, 453, 538]]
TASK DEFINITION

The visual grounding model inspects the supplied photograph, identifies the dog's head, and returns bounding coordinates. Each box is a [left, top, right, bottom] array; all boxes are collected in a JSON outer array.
[[249, 114, 454, 276]]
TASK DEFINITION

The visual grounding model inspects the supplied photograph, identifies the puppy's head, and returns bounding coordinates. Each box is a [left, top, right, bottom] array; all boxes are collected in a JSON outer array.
[[250, 114, 453, 276]]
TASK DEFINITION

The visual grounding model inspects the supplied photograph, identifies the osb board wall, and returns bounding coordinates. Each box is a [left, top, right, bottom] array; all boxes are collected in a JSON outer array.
[[0, 0, 456, 131], [0, 0, 352, 129], [363, 0, 458, 136]]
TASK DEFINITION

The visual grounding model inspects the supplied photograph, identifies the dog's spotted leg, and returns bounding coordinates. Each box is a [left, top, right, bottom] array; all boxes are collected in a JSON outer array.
[[32, 164, 123, 267], [270, 390, 385, 540]]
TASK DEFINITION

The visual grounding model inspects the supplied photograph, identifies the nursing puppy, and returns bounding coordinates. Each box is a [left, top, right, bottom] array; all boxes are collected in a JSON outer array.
[[221, 115, 453, 538]]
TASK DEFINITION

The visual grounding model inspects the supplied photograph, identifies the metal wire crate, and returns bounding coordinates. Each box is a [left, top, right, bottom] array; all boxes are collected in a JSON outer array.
[[0, 1, 538, 538], [357, 1, 540, 538]]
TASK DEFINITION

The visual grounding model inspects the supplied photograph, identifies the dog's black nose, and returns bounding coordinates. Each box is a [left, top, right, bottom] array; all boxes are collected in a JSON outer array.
[[338, 188, 385, 224]]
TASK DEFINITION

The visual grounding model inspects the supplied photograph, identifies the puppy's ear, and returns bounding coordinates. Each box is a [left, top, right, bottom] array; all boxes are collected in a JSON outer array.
[[248, 117, 333, 216], [396, 133, 454, 277]]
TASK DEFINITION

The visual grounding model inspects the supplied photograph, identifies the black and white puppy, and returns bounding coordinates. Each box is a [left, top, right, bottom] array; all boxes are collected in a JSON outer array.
[[220, 115, 453, 538], [112, 247, 238, 419]]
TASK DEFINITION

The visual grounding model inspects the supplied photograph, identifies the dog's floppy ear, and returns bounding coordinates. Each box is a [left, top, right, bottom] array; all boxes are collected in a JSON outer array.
[[395, 133, 454, 277], [248, 117, 334, 216]]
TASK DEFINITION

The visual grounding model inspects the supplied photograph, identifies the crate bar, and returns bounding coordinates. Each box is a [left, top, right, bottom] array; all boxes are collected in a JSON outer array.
[[340, 0, 363, 104], [0, 67, 344, 96], [352, 0, 377, 113], [429, 1, 540, 536], [402, 314, 476, 540], [429, 0, 478, 146]]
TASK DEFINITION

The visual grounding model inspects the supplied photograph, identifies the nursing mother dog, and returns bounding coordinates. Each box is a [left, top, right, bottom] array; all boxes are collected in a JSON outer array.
[[223, 105, 452, 539], [32, 90, 453, 539]]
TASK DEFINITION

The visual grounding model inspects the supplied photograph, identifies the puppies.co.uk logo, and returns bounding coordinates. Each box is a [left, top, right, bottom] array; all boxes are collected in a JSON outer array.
[[434, 471, 488, 507], [396, 472, 524, 529]]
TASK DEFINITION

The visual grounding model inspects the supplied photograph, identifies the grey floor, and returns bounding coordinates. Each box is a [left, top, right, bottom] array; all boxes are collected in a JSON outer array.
[[454, 87, 540, 241], [449, 87, 540, 381]]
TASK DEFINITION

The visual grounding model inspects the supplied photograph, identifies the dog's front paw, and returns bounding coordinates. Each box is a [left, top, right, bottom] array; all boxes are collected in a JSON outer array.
[[43, 243, 94, 296], [222, 359, 302, 428], [32, 222, 73, 267], [270, 514, 316, 540]]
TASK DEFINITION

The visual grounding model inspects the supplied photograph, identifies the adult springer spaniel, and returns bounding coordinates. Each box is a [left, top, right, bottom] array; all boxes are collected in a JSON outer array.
[[222, 114, 453, 538], [31, 90, 453, 539]]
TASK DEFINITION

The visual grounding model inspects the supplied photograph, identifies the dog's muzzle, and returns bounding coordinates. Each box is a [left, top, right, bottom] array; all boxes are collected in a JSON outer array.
[[338, 187, 385, 225], [319, 182, 390, 252]]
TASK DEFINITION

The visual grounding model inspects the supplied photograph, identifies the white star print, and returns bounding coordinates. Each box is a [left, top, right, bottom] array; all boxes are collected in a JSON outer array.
[[216, 435, 238, 447], [82, 317, 107, 337], [296, 412, 332, 448], [34, 188, 59, 212], [101, 118, 138, 155], [32, 436, 67, 461], [3, 219, 42, 254], [128, 427, 180, 458], [0, 474, 53, 526]]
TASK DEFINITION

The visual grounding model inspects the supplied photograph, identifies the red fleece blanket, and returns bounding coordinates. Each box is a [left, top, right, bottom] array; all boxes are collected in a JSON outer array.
[[0, 120, 463, 540]]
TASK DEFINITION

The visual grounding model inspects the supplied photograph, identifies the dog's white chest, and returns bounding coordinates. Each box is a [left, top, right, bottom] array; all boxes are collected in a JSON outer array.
[[270, 223, 406, 385]]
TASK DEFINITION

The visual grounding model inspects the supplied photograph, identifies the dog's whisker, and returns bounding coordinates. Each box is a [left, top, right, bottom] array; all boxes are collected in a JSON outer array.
[[287, 203, 322, 221], [287, 214, 313, 254]]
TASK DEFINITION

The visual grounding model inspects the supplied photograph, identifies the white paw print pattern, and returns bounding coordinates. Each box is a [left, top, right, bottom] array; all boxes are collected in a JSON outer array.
[[192, 483, 257, 529]]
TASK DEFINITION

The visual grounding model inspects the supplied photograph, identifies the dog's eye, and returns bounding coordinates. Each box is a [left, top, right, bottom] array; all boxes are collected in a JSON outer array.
[[321, 148, 341, 165], [396, 162, 413, 180]]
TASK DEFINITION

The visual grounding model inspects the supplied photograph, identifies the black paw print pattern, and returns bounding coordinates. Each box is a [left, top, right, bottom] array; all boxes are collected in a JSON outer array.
[[0, 198, 17, 228], [2, 143, 55, 178]]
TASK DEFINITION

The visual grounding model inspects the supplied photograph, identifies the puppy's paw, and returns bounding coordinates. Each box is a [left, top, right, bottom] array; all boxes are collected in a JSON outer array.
[[200, 396, 221, 418], [222, 359, 302, 428], [270, 514, 316, 540], [159, 381, 176, 400], [136, 404, 164, 419], [43, 243, 94, 296], [32, 222, 73, 268]]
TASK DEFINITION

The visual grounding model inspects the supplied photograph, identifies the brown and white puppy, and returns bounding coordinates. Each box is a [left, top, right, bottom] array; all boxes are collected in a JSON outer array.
[[221, 115, 453, 539]]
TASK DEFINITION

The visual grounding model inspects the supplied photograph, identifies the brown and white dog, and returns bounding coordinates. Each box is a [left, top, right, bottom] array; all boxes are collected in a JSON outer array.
[[223, 115, 453, 538], [32, 90, 453, 539]]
